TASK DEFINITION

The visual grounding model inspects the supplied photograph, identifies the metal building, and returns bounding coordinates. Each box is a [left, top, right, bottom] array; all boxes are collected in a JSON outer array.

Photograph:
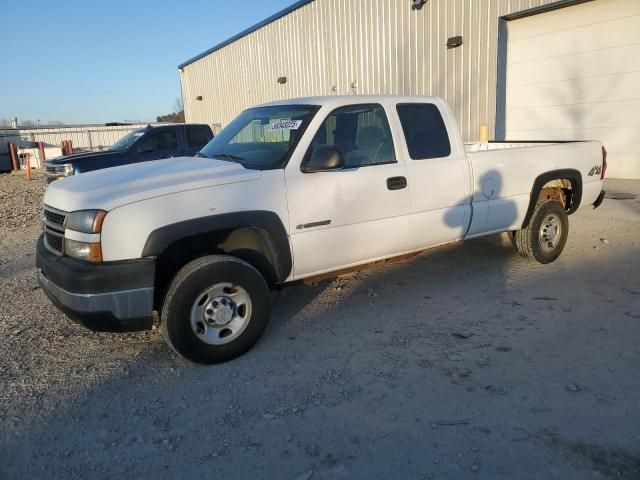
[[179, 0, 640, 178]]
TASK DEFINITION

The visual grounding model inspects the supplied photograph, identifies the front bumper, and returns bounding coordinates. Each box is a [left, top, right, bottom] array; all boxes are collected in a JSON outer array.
[[36, 235, 155, 332]]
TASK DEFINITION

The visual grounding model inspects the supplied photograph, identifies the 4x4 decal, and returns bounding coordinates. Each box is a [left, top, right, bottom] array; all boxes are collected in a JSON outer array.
[[588, 165, 602, 177]]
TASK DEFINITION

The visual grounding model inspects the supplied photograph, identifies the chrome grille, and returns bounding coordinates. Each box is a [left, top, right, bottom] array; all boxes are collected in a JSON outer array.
[[45, 231, 64, 253], [42, 205, 67, 255], [43, 209, 65, 228], [44, 162, 70, 184]]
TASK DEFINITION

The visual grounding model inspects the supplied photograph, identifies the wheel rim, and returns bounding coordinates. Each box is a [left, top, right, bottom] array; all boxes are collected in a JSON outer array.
[[190, 283, 252, 345], [538, 213, 562, 252]]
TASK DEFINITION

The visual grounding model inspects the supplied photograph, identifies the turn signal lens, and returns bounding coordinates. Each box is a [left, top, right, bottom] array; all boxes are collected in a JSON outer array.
[[64, 239, 103, 263], [93, 210, 107, 233]]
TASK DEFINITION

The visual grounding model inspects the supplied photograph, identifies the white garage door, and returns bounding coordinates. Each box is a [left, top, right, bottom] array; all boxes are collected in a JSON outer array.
[[506, 0, 640, 179]]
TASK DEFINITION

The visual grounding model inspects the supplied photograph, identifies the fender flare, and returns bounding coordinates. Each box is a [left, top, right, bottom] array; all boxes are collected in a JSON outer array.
[[521, 169, 582, 229], [141, 211, 292, 283]]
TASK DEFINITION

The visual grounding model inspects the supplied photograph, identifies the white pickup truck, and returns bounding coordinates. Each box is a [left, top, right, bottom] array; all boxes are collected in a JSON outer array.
[[37, 96, 606, 363]]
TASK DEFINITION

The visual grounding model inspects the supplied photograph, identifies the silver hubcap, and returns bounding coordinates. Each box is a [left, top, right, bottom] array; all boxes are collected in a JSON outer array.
[[539, 213, 562, 252], [190, 283, 252, 345]]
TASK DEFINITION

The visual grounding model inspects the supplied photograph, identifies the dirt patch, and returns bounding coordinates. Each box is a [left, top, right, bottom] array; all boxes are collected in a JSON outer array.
[[547, 438, 640, 479], [605, 192, 636, 200]]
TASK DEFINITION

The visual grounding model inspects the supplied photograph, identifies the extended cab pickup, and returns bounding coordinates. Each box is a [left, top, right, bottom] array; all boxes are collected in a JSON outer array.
[[44, 123, 213, 183], [36, 96, 606, 364]]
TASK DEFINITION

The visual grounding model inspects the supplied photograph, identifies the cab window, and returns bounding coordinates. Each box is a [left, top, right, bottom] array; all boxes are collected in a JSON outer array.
[[307, 104, 396, 168], [396, 103, 451, 159]]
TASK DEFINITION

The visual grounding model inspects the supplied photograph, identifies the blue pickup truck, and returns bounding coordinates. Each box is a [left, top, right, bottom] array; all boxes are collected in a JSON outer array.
[[44, 123, 213, 183]]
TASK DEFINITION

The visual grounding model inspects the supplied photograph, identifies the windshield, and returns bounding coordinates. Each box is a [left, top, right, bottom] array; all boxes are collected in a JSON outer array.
[[199, 105, 319, 169], [109, 128, 147, 151]]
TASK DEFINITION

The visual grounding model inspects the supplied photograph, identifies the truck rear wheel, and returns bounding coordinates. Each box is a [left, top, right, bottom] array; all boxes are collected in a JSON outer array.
[[161, 255, 271, 364], [512, 199, 569, 264]]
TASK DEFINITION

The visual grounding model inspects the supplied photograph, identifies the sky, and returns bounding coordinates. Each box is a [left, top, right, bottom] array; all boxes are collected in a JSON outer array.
[[0, 0, 295, 125]]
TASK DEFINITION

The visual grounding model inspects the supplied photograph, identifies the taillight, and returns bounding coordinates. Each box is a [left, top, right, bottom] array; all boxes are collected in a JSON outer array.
[[601, 146, 607, 179]]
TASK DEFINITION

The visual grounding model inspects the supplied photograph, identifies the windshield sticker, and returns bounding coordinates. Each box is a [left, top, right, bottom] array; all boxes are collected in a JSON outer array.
[[269, 119, 303, 131]]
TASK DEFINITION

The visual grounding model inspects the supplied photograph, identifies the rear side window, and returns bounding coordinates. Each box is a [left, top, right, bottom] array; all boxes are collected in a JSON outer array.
[[396, 104, 451, 159], [187, 126, 210, 149]]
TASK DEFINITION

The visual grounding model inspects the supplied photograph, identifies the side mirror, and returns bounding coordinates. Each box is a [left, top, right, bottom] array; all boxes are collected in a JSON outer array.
[[303, 145, 345, 173]]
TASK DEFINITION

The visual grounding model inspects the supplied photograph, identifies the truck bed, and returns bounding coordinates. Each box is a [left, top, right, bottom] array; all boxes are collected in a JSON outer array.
[[463, 140, 604, 238], [465, 140, 582, 152]]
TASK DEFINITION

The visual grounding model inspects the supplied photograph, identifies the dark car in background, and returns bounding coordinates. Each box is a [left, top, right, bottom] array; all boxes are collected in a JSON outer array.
[[44, 123, 214, 183]]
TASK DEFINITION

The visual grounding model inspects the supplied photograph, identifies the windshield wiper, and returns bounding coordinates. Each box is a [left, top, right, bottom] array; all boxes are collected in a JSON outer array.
[[209, 152, 245, 164]]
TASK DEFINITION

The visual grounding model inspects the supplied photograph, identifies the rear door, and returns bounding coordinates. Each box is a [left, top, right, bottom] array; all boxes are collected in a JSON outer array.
[[394, 101, 472, 249], [185, 125, 213, 156], [285, 102, 410, 278]]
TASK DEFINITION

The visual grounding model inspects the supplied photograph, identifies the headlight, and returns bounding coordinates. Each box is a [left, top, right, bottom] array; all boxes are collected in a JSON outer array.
[[64, 238, 102, 263], [64, 210, 107, 262], [65, 210, 107, 233], [63, 164, 74, 175]]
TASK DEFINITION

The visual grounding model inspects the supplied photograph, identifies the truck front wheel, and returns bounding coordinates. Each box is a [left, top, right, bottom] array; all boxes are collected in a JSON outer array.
[[512, 199, 569, 264], [160, 255, 271, 364]]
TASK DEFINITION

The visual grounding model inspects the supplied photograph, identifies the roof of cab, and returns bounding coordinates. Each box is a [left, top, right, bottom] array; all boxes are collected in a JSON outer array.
[[256, 95, 441, 109]]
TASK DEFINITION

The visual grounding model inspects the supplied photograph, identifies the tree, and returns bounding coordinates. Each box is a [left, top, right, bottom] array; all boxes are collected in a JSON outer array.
[[173, 97, 184, 113], [157, 97, 185, 123], [20, 119, 36, 127]]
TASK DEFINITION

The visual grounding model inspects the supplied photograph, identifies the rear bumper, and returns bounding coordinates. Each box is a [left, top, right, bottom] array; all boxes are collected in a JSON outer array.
[[36, 235, 155, 332], [593, 190, 606, 209]]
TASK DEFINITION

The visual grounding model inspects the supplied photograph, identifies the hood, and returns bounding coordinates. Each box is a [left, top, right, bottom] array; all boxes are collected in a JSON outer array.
[[46, 150, 121, 166], [44, 157, 262, 212]]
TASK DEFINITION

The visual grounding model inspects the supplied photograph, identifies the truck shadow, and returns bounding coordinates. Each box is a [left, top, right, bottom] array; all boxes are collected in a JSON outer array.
[[444, 169, 518, 239]]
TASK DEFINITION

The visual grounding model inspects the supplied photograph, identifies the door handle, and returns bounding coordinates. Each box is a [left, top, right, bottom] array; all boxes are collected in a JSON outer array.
[[386, 176, 407, 190]]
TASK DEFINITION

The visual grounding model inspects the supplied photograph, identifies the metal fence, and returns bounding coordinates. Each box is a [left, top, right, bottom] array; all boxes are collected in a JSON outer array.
[[0, 124, 150, 151]]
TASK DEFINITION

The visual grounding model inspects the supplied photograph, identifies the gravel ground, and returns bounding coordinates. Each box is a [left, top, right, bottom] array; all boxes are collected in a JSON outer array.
[[1, 170, 639, 479], [0, 170, 45, 231]]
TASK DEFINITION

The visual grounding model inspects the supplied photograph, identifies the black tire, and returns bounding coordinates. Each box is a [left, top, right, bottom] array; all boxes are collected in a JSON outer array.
[[161, 255, 271, 364], [513, 199, 569, 264]]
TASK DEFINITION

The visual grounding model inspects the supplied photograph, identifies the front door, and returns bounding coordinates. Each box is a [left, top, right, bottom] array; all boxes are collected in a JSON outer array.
[[135, 128, 181, 162], [285, 103, 410, 279]]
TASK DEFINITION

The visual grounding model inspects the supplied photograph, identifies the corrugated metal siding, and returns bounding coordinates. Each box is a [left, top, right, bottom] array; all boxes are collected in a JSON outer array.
[[181, 0, 560, 141]]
